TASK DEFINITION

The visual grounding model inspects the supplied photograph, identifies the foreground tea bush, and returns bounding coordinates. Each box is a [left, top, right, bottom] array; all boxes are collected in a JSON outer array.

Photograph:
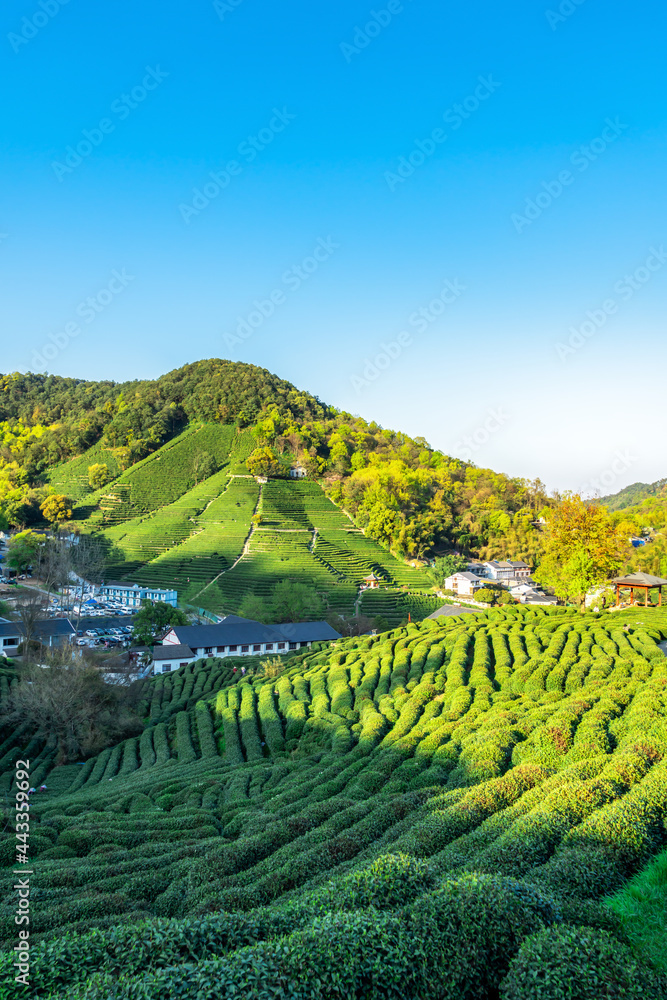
[[46, 874, 559, 1000], [0, 605, 665, 995], [499, 925, 667, 999]]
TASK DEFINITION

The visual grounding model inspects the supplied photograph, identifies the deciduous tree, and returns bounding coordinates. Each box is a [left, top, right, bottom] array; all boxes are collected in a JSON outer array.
[[132, 601, 189, 646], [534, 494, 626, 603]]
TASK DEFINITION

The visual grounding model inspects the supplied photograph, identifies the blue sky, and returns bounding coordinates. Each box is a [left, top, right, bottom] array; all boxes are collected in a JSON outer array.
[[1, 0, 666, 493]]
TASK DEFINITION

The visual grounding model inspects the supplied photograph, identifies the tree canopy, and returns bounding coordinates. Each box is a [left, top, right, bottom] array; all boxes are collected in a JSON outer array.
[[132, 601, 190, 646], [534, 495, 627, 603]]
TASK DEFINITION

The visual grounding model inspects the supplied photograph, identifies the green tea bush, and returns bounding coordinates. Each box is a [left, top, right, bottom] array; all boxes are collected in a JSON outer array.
[[499, 925, 667, 999]]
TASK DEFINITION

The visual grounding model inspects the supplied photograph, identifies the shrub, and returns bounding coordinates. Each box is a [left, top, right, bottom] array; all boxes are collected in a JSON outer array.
[[499, 925, 667, 999]]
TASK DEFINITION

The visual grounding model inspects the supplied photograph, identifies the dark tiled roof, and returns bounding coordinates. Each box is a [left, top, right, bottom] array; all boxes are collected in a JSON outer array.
[[0, 619, 76, 639], [426, 605, 481, 620], [275, 621, 341, 642], [152, 644, 194, 660], [169, 618, 340, 647]]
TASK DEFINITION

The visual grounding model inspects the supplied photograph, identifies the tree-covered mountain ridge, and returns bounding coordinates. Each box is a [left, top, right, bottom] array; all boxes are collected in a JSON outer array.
[[0, 360, 552, 562], [602, 478, 667, 512]]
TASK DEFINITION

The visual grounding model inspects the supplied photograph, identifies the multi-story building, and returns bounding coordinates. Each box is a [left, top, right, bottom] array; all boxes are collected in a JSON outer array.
[[100, 582, 178, 608]]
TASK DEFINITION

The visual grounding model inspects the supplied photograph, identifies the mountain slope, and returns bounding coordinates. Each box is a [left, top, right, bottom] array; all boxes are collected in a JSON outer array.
[[0, 360, 552, 567], [603, 478, 667, 512]]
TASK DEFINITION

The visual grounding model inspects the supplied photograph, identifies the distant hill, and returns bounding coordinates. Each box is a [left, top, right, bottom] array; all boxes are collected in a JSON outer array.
[[602, 478, 667, 511], [0, 360, 552, 619]]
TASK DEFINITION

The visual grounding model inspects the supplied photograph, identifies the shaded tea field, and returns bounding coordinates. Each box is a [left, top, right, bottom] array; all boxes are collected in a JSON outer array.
[[2, 604, 667, 998]]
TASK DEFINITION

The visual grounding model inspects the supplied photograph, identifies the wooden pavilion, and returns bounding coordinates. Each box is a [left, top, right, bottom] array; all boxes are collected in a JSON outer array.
[[612, 572, 667, 608]]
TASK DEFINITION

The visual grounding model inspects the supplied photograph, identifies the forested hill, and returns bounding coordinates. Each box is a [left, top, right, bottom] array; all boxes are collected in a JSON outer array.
[[0, 360, 551, 561], [602, 478, 667, 512]]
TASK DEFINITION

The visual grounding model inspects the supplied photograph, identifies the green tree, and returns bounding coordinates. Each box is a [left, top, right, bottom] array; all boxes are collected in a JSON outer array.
[[132, 601, 190, 646], [535, 494, 626, 603], [192, 451, 217, 484], [88, 463, 111, 490], [246, 447, 284, 478], [238, 592, 271, 623], [270, 580, 325, 623], [429, 554, 469, 588], [40, 494, 73, 525], [476, 586, 513, 606], [7, 529, 44, 573]]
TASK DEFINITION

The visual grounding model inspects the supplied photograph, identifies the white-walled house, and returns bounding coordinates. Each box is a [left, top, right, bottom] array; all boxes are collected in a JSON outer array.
[[445, 572, 485, 597], [154, 616, 341, 674], [483, 560, 532, 583], [151, 644, 196, 673]]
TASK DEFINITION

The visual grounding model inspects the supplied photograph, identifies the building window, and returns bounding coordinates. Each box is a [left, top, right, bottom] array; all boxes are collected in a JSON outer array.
[[179, 662, 189, 668], [265, 643, 274, 651], [163, 665, 172, 672], [204, 647, 213, 655], [229, 645, 237, 652], [241, 645, 249, 653], [216, 646, 225, 653], [300, 641, 308, 648], [277, 642, 286, 650], [252, 644, 261, 652], [289, 642, 297, 650]]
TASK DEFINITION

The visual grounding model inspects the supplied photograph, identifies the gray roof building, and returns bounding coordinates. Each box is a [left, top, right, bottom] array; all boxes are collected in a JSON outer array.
[[165, 617, 340, 651]]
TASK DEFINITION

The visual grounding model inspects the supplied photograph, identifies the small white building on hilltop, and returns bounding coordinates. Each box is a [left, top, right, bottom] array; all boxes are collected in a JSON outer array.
[[289, 465, 307, 479]]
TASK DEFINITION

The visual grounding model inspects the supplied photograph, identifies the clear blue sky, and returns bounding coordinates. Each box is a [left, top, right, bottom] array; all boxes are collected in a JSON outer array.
[[1, 0, 665, 493]]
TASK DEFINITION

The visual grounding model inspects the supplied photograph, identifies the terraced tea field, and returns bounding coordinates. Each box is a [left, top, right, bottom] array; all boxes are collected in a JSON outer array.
[[63, 431, 431, 620], [2, 605, 666, 998]]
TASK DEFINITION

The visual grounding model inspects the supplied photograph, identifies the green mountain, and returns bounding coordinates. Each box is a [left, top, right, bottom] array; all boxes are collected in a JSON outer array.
[[602, 478, 667, 512], [1, 603, 666, 996], [0, 361, 552, 621]]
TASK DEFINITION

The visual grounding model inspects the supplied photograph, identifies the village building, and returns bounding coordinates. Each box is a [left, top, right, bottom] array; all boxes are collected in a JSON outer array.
[[361, 573, 381, 590], [483, 560, 531, 582], [444, 572, 485, 597], [0, 618, 76, 657], [289, 465, 307, 479], [100, 582, 178, 608], [154, 615, 340, 674]]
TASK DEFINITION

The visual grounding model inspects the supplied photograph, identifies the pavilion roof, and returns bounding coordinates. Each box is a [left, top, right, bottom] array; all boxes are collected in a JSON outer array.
[[612, 572, 667, 587]]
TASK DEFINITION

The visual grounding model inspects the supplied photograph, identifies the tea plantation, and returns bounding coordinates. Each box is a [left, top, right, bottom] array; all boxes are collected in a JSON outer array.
[[61, 427, 433, 619], [2, 605, 667, 998]]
